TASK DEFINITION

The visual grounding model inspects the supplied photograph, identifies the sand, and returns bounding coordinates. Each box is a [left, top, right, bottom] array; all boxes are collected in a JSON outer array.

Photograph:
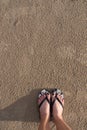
[[0, 0, 87, 130]]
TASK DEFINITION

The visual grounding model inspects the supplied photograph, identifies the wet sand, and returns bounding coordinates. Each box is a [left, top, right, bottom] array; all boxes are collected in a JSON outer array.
[[0, 0, 87, 130]]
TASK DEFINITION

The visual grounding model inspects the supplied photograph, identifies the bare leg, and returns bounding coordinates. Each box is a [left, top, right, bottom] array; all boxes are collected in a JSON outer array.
[[38, 118, 50, 130], [38, 93, 51, 130], [54, 116, 72, 130], [52, 93, 72, 130]]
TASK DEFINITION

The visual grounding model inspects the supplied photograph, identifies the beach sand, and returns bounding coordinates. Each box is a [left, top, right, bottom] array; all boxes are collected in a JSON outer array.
[[0, 0, 87, 130]]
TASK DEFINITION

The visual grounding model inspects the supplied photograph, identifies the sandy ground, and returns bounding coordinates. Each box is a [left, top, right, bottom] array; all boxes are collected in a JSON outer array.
[[0, 0, 87, 130]]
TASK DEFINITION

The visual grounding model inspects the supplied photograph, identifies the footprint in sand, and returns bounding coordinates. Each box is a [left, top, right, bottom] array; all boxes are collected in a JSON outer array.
[[56, 45, 76, 59]]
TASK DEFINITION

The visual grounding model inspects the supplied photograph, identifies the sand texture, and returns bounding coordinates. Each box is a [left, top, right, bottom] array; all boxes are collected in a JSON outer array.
[[0, 0, 87, 130]]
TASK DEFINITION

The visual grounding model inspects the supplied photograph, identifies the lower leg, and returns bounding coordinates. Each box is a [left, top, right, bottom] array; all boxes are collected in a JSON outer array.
[[38, 114, 51, 130], [38, 122, 46, 130], [54, 116, 72, 130], [38, 120, 50, 130]]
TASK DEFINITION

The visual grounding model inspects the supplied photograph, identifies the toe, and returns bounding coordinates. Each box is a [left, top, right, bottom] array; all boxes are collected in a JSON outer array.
[[38, 91, 50, 106], [47, 93, 50, 100], [38, 94, 46, 105]]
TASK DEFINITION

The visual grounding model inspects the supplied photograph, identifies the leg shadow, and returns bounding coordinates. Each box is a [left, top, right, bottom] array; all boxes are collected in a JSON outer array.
[[0, 88, 42, 122]]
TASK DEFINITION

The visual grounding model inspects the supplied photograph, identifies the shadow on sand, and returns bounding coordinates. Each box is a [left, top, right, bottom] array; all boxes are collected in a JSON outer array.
[[0, 89, 43, 122]]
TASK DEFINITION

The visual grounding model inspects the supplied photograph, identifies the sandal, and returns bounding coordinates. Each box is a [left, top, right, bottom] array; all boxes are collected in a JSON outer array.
[[38, 89, 50, 109], [50, 88, 64, 118]]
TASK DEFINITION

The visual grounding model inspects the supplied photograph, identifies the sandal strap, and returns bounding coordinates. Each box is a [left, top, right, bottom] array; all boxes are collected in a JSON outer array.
[[51, 95, 64, 109], [56, 96, 64, 109], [39, 96, 50, 108]]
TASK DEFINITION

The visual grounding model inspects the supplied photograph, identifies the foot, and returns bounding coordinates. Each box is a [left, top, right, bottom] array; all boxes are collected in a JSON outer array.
[[38, 90, 50, 123], [52, 90, 64, 120]]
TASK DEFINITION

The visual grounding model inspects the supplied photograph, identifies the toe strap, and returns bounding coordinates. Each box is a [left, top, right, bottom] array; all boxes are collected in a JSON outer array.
[[56, 97, 64, 109], [51, 96, 64, 109], [39, 96, 50, 108]]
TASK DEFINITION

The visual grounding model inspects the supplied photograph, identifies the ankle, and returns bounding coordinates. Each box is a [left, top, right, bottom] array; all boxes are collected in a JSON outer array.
[[40, 114, 49, 123], [40, 118, 49, 127], [54, 114, 63, 122]]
